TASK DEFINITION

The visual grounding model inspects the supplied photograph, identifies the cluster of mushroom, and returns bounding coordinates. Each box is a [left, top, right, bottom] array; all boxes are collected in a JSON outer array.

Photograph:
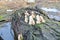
[[24, 11, 45, 25]]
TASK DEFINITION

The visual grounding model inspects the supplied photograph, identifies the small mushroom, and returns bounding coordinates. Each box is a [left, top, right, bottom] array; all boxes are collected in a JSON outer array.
[[25, 11, 30, 16], [18, 34, 23, 40], [29, 15, 35, 25], [24, 11, 29, 23], [36, 15, 41, 24], [24, 15, 28, 23], [31, 11, 36, 18], [40, 16, 45, 23]]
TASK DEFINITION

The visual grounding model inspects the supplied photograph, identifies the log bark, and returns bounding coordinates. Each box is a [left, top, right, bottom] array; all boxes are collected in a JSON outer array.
[[11, 13, 21, 40]]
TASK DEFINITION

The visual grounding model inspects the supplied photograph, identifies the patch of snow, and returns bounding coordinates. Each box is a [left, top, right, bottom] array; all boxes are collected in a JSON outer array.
[[41, 7, 59, 12], [25, 0, 35, 3], [54, 16, 60, 21], [48, 15, 54, 19], [7, 10, 13, 12]]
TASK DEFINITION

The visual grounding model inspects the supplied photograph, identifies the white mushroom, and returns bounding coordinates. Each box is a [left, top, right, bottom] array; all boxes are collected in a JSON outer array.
[[29, 15, 35, 25], [25, 11, 29, 16], [31, 11, 36, 18], [18, 34, 23, 40], [24, 11, 29, 23], [24, 15, 28, 23], [40, 16, 45, 23], [36, 15, 41, 24]]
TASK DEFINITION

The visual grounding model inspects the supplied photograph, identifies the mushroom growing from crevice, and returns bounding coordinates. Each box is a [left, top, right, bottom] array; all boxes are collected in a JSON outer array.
[[24, 11, 30, 23]]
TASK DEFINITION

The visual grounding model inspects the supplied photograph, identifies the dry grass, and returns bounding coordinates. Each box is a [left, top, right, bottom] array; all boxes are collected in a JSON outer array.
[[0, 0, 60, 9]]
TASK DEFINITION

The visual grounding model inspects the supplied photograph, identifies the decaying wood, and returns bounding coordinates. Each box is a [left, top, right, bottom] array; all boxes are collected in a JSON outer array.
[[11, 13, 21, 40], [11, 7, 46, 40]]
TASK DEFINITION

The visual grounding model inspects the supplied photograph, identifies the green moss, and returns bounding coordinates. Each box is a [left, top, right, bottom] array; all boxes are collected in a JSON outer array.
[[0, 16, 3, 19]]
